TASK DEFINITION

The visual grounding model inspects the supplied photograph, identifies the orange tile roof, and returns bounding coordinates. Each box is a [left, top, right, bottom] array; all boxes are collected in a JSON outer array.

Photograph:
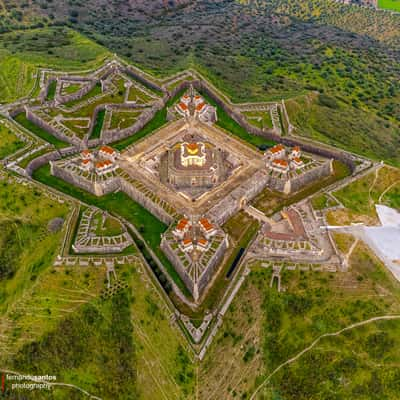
[[273, 159, 288, 167], [96, 162, 104, 169], [270, 144, 285, 154], [81, 149, 91, 155], [176, 219, 189, 231], [198, 238, 208, 246], [196, 103, 206, 112], [103, 159, 113, 166], [183, 238, 193, 246], [199, 218, 214, 231], [293, 146, 301, 152], [195, 95, 202, 100], [82, 159, 91, 165], [100, 146, 115, 155], [293, 157, 302, 163], [179, 102, 188, 111]]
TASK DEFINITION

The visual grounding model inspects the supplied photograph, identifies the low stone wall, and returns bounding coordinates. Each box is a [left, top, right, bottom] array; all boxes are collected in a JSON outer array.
[[56, 79, 97, 104], [171, 78, 356, 172], [101, 101, 163, 144], [207, 170, 271, 226], [26, 151, 60, 176], [197, 237, 228, 297], [40, 77, 57, 103], [120, 178, 173, 225], [160, 237, 195, 296], [289, 160, 332, 194], [25, 107, 81, 147], [121, 65, 163, 93]]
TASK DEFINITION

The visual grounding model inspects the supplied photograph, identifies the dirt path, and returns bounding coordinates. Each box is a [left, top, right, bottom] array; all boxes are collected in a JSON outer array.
[[379, 180, 400, 203], [249, 314, 400, 400]]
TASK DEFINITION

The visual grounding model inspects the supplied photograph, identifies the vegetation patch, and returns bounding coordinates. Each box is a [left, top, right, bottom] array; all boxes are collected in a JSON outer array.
[[0, 121, 25, 159]]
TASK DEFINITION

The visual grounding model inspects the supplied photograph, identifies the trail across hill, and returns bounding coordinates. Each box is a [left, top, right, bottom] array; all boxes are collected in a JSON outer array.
[[249, 314, 400, 400]]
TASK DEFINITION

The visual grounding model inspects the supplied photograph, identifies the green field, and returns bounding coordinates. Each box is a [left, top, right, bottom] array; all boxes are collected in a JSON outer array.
[[13, 112, 69, 149], [286, 93, 400, 167], [0, 121, 25, 159], [379, 0, 400, 11], [32, 164, 188, 295], [0, 27, 110, 103], [200, 238, 400, 399]]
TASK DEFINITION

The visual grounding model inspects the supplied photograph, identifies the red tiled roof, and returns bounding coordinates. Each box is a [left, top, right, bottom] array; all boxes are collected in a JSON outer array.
[[103, 159, 113, 166], [293, 146, 301, 152], [176, 219, 189, 231], [96, 162, 104, 169], [272, 159, 288, 167], [198, 238, 208, 246], [81, 149, 91, 155], [179, 102, 188, 111], [269, 144, 285, 154], [183, 238, 193, 246], [100, 146, 116, 155], [293, 157, 303, 163], [196, 103, 206, 112], [82, 159, 91, 165], [199, 218, 214, 231]]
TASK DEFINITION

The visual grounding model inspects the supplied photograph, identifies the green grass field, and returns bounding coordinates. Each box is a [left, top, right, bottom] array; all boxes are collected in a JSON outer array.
[[286, 93, 400, 167], [0, 27, 110, 103], [0, 175, 69, 313], [32, 164, 188, 295], [0, 121, 25, 159], [379, 0, 400, 11], [13, 112, 69, 149], [200, 238, 400, 400]]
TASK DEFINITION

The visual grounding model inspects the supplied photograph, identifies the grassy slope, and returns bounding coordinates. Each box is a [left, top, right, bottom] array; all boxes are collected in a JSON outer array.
[[32, 164, 189, 294], [0, 27, 110, 102], [200, 239, 400, 400], [0, 170, 193, 399], [328, 166, 400, 226], [0, 120, 25, 159], [0, 174, 69, 310], [286, 93, 400, 166], [14, 112, 69, 148], [379, 0, 400, 11]]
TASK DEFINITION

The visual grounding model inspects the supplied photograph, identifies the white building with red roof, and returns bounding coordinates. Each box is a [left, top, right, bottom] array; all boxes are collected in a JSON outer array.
[[291, 157, 304, 169], [81, 149, 93, 160], [271, 159, 289, 173], [290, 146, 301, 159], [95, 159, 116, 176], [181, 238, 194, 253], [199, 217, 217, 239], [197, 238, 209, 252], [173, 218, 191, 240], [266, 144, 285, 161], [99, 146, 118, 161], [79, 159, 92, 171]]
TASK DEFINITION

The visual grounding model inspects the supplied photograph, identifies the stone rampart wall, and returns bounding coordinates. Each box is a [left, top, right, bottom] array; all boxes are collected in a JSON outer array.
[[119, 178, 173, 225], [160, 238, 195, 296], [56, 79, 97, 104], [25, 107, 80, 147], [290, 160, 332, 193], [26, 151, 60, 176], [197, 238, 228, 296], [171, 79, 355, 172], [121, 65, 163, 93]]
